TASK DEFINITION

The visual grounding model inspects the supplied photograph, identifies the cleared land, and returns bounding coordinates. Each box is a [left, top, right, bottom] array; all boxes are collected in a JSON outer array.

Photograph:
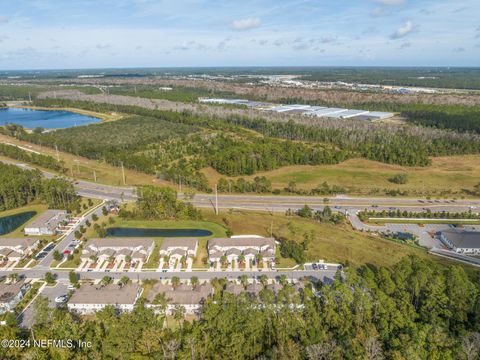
[[203, 156, 480, 197]]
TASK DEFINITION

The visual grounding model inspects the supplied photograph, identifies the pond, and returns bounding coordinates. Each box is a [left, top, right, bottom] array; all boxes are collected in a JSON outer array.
[[0, 108, 100, 129], [0, 211, 36, 235], [106, 227, 213, 237]]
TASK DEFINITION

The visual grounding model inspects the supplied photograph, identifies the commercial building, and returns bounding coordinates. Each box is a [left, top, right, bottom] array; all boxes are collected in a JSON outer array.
[[208, 236, 276, 264], [439, 229, 480, 254], [81, 238, 154, 264], [146, 282, 213, 314], [0, 238, 40, 262], [0, 280, 30, 314], [159, 237, 198, 261], [67, 283, 143, 314], [24, 210, 68, 236]]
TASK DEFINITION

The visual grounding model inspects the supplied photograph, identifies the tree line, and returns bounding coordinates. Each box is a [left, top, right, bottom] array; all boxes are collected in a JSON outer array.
[[1, 256, 479, 359], [0, 162, 78, 211]]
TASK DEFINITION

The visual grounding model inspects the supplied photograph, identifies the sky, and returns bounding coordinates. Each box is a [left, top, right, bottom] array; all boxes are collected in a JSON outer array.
[[0, 0, 479, 70]]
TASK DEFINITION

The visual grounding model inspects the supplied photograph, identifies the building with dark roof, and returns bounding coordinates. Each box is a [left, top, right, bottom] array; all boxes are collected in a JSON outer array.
[[439, 229, 480, 254]]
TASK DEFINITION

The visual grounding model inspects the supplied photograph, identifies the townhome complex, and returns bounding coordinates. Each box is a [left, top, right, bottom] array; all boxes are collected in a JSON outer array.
[[0, 238, 39, 262], [439, 229, 480, 254], [24, 210, 68, 236], [208, 236, 276, 264], [80, 238, 154, 264], [0, 280, 31, 314], [159, 237, 198, 261], [67, 283, 143, 314], [146, 282, 212, 314]]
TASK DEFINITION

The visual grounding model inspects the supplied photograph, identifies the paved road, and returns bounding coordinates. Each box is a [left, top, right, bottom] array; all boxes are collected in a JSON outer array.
[[1, 268, 339, 283], [37, 202, 105, 267]]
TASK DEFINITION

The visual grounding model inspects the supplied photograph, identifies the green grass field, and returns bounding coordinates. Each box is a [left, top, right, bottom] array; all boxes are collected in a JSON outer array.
[[201, 208, 451, 268], [203, 156, 480, 197], [0, 203, 51, 238]]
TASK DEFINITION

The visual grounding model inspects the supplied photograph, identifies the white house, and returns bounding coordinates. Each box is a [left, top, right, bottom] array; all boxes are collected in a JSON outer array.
[[0, 238, 40, 262], [81, 238, 154, 264], [208, 237, 276, 263], [159, 237, 198, 261], [146, 282, 212, 315], [439, 229, 480, 254], [67, 283, 143, 314], [24, 210, 68, 236], [0, 280, 30, 314]]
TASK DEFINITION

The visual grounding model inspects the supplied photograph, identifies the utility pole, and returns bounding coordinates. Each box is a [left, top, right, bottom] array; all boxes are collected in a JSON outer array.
[[55, 144, 60, 162], [93, 170, 97, 182], [28, 92, 32, 102], [215, 183, 218, 215], [121, 162, 126, 185]]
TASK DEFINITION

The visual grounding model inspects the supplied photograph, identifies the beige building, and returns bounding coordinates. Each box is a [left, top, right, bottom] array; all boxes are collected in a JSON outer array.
[[208, 237, 276, 263], [0, 238, 39, 262], [24, 210, 68, 236], [146, 282, 212, 314], [67, 283, 143, 314], [159, 237, 198, 261], [81, 238, 154, 263]]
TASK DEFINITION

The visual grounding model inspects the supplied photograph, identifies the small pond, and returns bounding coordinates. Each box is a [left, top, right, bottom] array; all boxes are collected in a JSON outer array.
[[0, 211, 36, 235], [106, 227, 213, 237]]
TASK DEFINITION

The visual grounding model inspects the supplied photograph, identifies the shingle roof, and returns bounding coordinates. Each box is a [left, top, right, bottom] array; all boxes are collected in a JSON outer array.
[[441, 229, 480, 249], [208, 237, 275, 249], [68, 284, 141, 305], [147, 283, 212, 305], [0, 238, 38, 249], [160, 238, 198, 252], [86, 238, 154, 250], [0, 280, 25, 303], [26, 210, 67, 230], [224, 283, 244, 296]]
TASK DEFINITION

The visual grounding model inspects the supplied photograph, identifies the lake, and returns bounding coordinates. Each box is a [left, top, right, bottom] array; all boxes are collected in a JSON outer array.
[[0, 211, 36, 235], [0, 108, 100, 129], [106, 227, 213, 237]]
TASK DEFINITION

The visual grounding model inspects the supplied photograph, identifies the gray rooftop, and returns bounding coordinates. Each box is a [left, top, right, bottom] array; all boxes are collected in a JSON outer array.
[[86, 238, 154, 249], [25, 210, 67, 229], [161, 237, 198, 252], [68, 284, 141, 305], [0, 238, 38, 249], [0, 280, 26, 303], [208, 237, 275, 249], [147, 283, 212, 305], [441, 229, 480, 249]]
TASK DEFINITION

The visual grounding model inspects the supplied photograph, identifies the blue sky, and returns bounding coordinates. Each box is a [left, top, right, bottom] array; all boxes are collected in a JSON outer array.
[[0, 0, 479, 69]]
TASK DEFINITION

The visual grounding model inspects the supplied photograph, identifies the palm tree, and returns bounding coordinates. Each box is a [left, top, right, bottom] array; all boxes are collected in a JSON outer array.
[[152, 292, 168, 315], [238, 254, 245, 264], [279, 274, 288, 287], [191, 276, 199, 289], [220, 255, 227, 266], [118, 276, 130, 287], [125, 255, 132, 264], [101, 276, 112, 286], [171, 276, 180, 289], [8, 273, 18, 283], [172, 305, 186, 327], [259, 275, 268, 287], [239, 275, 248, 288], [108, 255, 115, 264]]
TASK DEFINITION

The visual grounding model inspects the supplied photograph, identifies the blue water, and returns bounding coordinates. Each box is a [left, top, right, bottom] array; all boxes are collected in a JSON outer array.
[[0, 211, 36, 235], [0, 108, 100, 129], [106, 227, 213, 237]]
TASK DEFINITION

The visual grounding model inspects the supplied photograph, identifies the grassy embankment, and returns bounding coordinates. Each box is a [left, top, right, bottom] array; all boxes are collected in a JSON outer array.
[[202, 155, 480, 197], [16, 105, 123, 123], [0, 203, 51, 238]]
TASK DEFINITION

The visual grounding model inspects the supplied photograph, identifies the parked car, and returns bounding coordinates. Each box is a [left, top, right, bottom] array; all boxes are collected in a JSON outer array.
[[55, 295, 69, 303], [67, 284, 76, 290], [312, 263, 318, 270]]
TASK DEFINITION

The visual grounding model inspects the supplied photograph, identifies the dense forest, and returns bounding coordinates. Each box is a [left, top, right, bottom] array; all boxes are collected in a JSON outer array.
[[31, 99, 480, 169], [1, 256, 479, 359], [0, 163, 78, 211]]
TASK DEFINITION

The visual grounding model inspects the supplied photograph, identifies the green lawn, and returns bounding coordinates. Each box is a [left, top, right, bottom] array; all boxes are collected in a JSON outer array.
[[0, 203, 55, 239]]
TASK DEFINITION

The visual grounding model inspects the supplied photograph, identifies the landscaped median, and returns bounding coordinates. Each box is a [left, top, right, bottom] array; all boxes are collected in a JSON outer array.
[[358, 209, 480, 225]]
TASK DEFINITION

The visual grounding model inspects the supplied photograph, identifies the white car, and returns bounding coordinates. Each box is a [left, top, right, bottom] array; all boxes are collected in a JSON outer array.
[[54, 295, 69, 303]]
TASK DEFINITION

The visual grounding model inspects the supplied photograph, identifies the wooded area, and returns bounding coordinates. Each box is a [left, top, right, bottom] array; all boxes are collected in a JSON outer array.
[[1, 256, 479, 359]]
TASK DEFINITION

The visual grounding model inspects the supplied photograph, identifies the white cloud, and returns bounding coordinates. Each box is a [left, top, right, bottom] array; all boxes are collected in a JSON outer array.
[[231, 17, 261, 31], [373, 0, 405, 5], [390, 21, 415, 39]]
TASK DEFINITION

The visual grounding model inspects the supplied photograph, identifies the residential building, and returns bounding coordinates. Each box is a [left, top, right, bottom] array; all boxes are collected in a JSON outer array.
[[159, 237, 198, 261], [0, 280, 30, 314], [67, 283, 142, 314], [0, 238, 40, 262], [146, 282, 212, 314], [208, 236, 276, 264], [439, 229, 480, 254], [24, 210, 68, 236], [80, 238, 154, 263]]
